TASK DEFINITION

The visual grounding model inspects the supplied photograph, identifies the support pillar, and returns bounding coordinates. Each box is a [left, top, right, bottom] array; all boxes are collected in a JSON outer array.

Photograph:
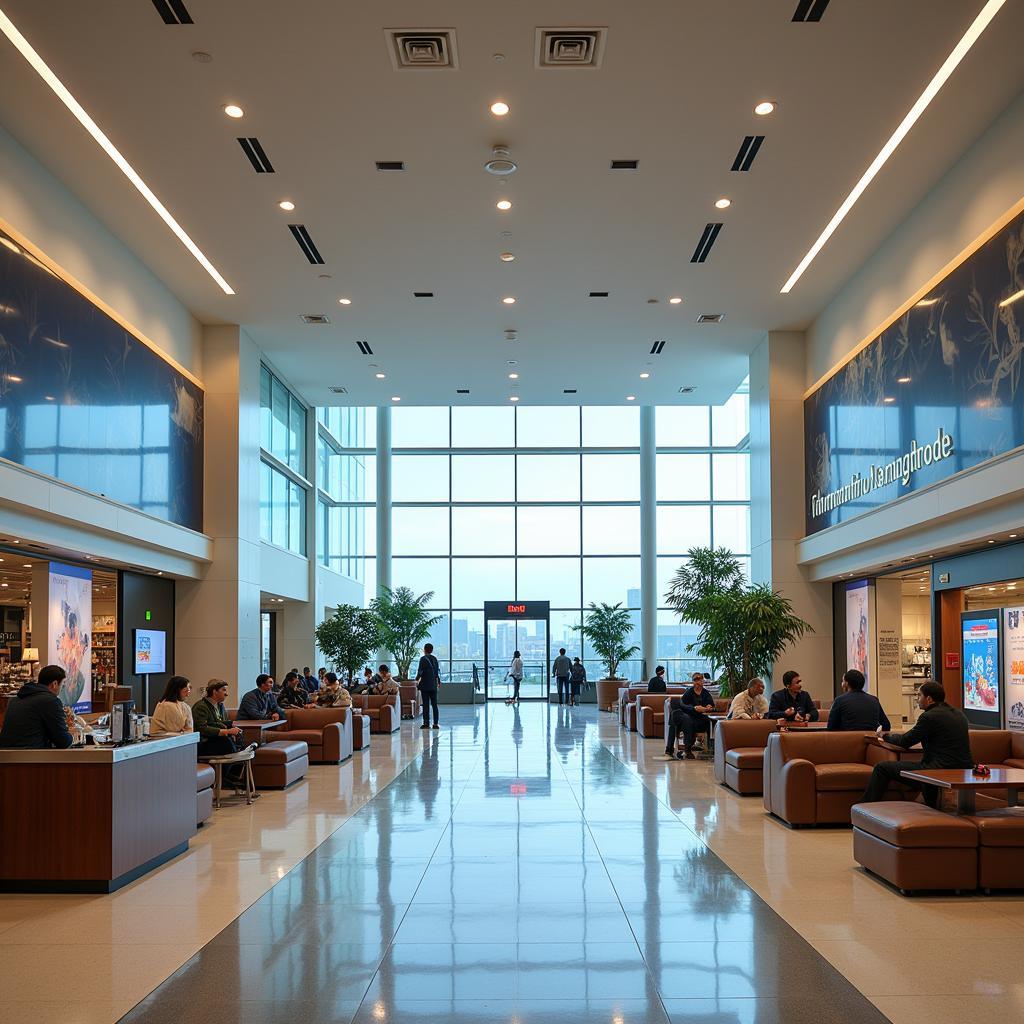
[[376, 405, 392, 599], [640, 405, 657, 681]]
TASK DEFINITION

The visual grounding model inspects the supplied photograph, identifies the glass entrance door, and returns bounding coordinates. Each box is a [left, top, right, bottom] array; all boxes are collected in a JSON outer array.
[[485, 618, 549, 700]]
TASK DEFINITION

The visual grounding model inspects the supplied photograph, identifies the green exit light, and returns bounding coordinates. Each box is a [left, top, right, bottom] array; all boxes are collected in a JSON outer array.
[[145, 610, 152, 621]]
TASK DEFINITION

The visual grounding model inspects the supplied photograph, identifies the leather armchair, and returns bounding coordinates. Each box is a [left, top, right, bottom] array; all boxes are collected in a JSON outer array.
[[271, 707, 354, 763], [355, 693, 400, 733], [713, 719, 777, 794], [621, 685, 686, 731], [636, 694, 669, 738], [399, 683, 421, 720]]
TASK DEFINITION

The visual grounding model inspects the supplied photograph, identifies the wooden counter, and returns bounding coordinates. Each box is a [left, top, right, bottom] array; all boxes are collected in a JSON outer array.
[[0, 732, 198, 893]]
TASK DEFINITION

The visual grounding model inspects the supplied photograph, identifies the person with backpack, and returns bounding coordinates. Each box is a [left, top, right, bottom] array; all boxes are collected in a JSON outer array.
[[569, 657, 587, 706], [416, 642, 441, 729], [552, 648, 572, 705], [505, 650, 524, 705]]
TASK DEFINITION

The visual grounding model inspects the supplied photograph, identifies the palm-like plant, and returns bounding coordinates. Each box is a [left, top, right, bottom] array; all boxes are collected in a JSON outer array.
[[370, 586, 444, 679], [576, 602, 640, 680]]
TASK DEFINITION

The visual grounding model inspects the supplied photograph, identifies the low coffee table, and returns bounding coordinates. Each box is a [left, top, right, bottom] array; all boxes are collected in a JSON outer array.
[[899, 767, 1024, 814], [234, 718, 288, 746]]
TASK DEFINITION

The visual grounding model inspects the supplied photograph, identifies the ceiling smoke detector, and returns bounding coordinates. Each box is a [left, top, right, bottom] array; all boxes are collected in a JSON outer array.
[[504, 330, 518, 341], [485, 146, 518, 176]]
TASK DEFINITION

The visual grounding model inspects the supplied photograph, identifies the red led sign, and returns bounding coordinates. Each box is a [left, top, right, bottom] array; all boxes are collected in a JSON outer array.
[[507, 603, 526, 614]]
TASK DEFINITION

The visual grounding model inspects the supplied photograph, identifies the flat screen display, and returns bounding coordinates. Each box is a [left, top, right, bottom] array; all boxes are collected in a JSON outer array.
[[962, 612, 1001, 727], [133, 628, 166, 675]]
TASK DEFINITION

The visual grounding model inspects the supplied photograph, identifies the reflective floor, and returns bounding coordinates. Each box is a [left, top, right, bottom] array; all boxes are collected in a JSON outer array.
[[119, 705, 888, 1024]]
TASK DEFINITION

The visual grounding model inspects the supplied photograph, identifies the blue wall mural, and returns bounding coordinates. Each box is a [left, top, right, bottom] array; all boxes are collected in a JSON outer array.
[[804, 209, 1024, 536], [0, 229, 203, 531]]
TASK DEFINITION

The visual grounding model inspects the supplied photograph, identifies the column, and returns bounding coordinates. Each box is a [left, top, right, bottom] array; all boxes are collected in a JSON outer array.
[[640, 405, 657, 680], [749, 331, 833, 687], [376, 405, 392, 599]]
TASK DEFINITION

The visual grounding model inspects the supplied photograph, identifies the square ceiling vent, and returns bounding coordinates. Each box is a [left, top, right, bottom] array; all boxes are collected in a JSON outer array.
[[386, 29, 458, 69], [535, 28, 607, 68]]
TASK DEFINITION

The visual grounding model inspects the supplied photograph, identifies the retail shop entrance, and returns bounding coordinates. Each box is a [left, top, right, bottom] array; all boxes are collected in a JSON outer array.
[[483, 600, 550, 701]]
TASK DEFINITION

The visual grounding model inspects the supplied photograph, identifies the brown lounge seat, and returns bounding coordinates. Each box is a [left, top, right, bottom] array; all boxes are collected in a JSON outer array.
[[714, 719, 778, 794], [352, 710, 371, 750], [620, 685, 687, 731], [196, 764, 215, 825], [252, 739, 309, 789], [354, 693, 400, 734], [967, 809, 1024, 892], [399, 683, 421, 721], [269, 707, 354, 764]]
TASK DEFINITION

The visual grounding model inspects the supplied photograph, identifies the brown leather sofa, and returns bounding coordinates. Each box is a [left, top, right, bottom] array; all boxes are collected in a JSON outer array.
[[713, 719, 778, 794], [763, 731, 918, 826], [968, 808, 1024, 891], [352, 710, 371, 750], [265, 707, 354, 763], [353, 693, 400, 733], [620, 685, 687, 730], [399, 683, 421, 720], [252, 739, 309, 789], [196, 764, 215, 825], [636, 694, 670, 738]]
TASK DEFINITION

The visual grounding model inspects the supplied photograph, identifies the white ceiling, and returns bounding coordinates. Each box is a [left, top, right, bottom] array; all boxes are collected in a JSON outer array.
[[1, 1, 1022, 406]]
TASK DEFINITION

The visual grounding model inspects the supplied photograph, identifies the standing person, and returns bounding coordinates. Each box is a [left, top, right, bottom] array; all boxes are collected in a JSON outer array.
[[647, 666, 668, 693], [150, 676, 194, 734], [552, 648, 572, 705], [569, 657, 587, 706], [828, 669, 891, 731], [767, 670, 819, 722], [0, 664, 74, 749], [416, 643, 441, 730], [728, 678, 768, 719], [505, 650, 524, 706]]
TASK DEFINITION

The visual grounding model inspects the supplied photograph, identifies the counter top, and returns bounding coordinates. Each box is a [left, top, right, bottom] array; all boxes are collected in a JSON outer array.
[[0, 731, 198, 764]]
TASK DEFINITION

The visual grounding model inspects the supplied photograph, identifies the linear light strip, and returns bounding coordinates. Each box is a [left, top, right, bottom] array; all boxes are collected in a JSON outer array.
[[780, 0, 1007, 295], [0, 8, 235, 295], [999, 287, 1024, 308]]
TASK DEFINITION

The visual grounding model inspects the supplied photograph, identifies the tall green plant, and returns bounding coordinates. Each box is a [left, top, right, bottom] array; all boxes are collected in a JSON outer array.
[[370, 586, 443, 679], [314, 604, 379, 683], [575, 602, 640, 680]]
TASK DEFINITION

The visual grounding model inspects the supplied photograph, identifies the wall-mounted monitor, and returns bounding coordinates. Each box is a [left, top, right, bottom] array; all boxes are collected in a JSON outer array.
[[961, 611, 1001, 728], [133, 628, 166, 675]]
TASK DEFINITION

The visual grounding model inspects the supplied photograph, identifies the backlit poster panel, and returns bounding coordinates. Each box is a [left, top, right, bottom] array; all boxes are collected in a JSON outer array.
[[962, 611, 1001, 729], [1003, 607, 1024, 732], [846, 580, 871, 691], [47, 562, 92, 713]]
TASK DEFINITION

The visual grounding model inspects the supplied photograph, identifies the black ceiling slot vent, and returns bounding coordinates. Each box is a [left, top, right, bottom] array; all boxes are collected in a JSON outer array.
[[237, 137, 275, 173], [563, 388, 578, 394], [678, 386, 697, 394], [691, 223, 723, 263], [356, 340, 373, 355], [731, 135, 764, 172], [650, 340, 666, 355], [328, 386, 348, 394], [456, 388, 470, 394], [696, 313, 724, 324], [793, 0, 831, 22], [413, 291, 434, 298], [610, 159, 638, 170], [288, 224, 325, 264], [151, 0, 193, 24], [375, 161, 406, 171], [300, 314, 330, 325], [589, 291, 609, 297]]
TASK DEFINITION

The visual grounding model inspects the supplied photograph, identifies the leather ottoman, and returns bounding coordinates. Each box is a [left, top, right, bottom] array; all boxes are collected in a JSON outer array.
[[968, 809, 1024, 892], [252, 740, 309, 789], [352, 712, 371, 750], [197, 764, 215, 825], [852, 801, 978, 894]]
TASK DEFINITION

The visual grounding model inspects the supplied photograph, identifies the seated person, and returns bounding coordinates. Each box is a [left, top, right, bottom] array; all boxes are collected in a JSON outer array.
[[277, 671, 308, 708], [728, 677, 768, 719], [301, 666, 319, 693], [192, 680, 247, 783], [0, 664, 74, 749], [317, 672, 352, 707], [349, 667, 374, 695], [647, 666, 667, 693], [827, 668, 891, 731], [690, 672, 704, 684], [372, 664, 400, 695], [767, 670, 819, 722], [660, 676, 717, 760], [150, 676, 194, 733], [238, 674, 284, 720]]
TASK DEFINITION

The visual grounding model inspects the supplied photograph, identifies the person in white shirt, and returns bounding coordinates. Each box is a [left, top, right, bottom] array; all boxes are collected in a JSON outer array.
[[150, 676, 194, 733], [505, 651, 524, 705], [728, 678, 768, 720]]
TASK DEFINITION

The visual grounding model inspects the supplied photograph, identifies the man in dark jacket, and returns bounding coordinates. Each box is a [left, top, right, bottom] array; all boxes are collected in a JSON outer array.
[[828, 669, 891, 731], [661, 677, 716, 760], [647, 666, 667, 693], [860, 680, 972, 807], [238, 674, 284, 720], [277, 671, 308, 709], [767, 670, 819, 721], [416, 642, 441, 730], [0, 665, 74, 749]]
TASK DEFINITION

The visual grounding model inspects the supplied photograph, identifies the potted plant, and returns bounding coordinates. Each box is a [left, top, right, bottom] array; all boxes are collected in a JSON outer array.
[[576, 602, 640, 711], [314, 604, 380, 685], [370, 586, 444, 679]]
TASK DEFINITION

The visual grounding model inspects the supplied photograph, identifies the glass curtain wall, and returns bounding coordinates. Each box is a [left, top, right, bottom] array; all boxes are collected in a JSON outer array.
[[259, 365, 309, 556]]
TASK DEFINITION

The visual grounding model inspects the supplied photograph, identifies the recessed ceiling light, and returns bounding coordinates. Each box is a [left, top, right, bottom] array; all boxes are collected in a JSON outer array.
[[0, 12, 235, 295], [496, 199, 512, 211], [988, 539, 995, 544], [0, 584, 7, 588], [896, 376, 912, 384], [21, 564, 30, 568], [375, 372, 386, 379], [508, 372, 519, 380], [44, 395, 54, 401], [509, 395, 519, 402], [499, 252, 515, 262], [1000, 288, 1024, 309], [1011, 534, 1018, 539], [490, 101, 510, 117], [715, 198, 732, 209], [883, 396, 895, 403], [338, 298, 352, 305], [278, 200, 295, 211], [0, 237, 20, 254], [640, 372, 650, 379], [626, 395, 636, 401], [669, 297, 683, 305], [502, 296, 516, 305], [779, 0, 1008, 295], [989, 586, 997, 591], [391, 396, 401, 402], [754, 101, 776, 116], [223, 104, 244, 118], [6, 375, 22, 383], [916, 297, 940, 307]]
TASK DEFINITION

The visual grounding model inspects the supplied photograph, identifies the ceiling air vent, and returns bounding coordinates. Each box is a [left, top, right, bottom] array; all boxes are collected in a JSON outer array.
[[696, 313, 724, 324], [289, 224, 325, 265], [536, 28, 607, 69], [731, 135, 764, 172], [151, 0, 193, 24], [589, 291, 609, 297], [691, 223, 723, 264], [456, 389, 470, 395], [328, 386, 348, 394], [356, 341, 373, 355], [413, 291, 434, 298], [237, 137, 274, 173], [650, 340, 666, 355], [563, 388, 578, 394], [793, 0, 831, 22], [610, 159, 638, 170], [386, 29, 458, 70], [300, 314, 330, 325], [375, 161, 406, 171], [678, 386, 697, 395]]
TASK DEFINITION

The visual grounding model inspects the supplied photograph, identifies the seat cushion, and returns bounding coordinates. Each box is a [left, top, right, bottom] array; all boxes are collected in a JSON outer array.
[[726, 747, 765, 770], [277, 729, 323, 747], [254, 739, 309, 764], [968, 808, 1024, 846], [196, 764, 215, 791], [852, 801, 979, 848], [1002, 758, 1024, 770], [814, 763, 874, 791]]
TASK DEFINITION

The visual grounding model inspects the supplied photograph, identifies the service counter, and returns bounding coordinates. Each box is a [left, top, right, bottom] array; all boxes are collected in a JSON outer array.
[[0, 732, 198, 892]]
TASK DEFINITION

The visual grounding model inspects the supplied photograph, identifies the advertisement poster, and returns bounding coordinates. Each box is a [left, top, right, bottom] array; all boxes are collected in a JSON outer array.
[[846, 580, 871, 690], [1003, 607, 1024, 731], [962, 617, 1000, 713], [47, 562, 92, 713]]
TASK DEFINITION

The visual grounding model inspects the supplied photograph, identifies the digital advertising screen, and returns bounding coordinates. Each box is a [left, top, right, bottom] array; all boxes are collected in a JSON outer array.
[[1003, 606, 1024, 732], [961, 611, 1001, 727], [133, 628, 166, 675], [845, 580, 872, 691]]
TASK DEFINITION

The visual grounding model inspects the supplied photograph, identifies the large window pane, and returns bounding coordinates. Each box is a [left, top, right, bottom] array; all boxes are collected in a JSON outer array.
[[271, 467, 288, 547], [712, 391, 749, 447], [451, 506, 515, 555], [271, 376, 289, 464], [323, 453, 375, 502], [393, 455, 449, 502], [656, 406, 710, 447], [583, 557, 640, 607], [452, 612, 484, 660], [392, 558, 450, 606], [712, 504, 750, 554], [392, 506, 450, 555], [656, 505, 711, 553], [451, 454, 514, 501], [550, 611, 584, 658], [517, 454, 580, 502], [451, 558, 514, 607], [582, 505, 641, 555], [656, 454, 710, 501], [260, 366, 272, 451], [582, 406, 640, 447], [582, 454, 639, 501], [713, 453, 750, 500], [517, 558, 581, 607], [452, 407, 514, 448], [288, 398, 306, 475], [392, 407, 450, 448], [517, 506, 580, 555], [658, 556, 686, 606], [260, 462, 271, 542], [516, 406, 580, 447], [288, 480, 305, 554], [320, 407, 376, 448]]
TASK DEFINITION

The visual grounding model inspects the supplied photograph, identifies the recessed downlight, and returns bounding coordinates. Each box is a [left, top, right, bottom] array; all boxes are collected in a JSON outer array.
[[883, 396, 895, 403], [1011, 534, 1019, 539], [669, 297, 683, 305], [278, 200, 295, 211], [640, 372, 650, 379], [490, 101, 510, 117], [224, 104, 244, 119], [754, 101, 776, 116], [502, 296, 516, 305], [496, 199, 512, 211], [508, 372, 519, 379], [391, 396, 401, 402], [626, 395, 636, 401], [916, 297, 940, 307], [499, 252, 516, 262], [375, 373, 386, 379], [0, 237, 20, 254], [715, 198, 732, 209], [896, 376, 912, 384], [509, 395, 519, 402], [338, 298, 352, 305], [1000, 288, 1024, 309]]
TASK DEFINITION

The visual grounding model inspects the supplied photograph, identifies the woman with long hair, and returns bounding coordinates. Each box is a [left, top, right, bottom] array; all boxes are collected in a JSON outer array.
[[150, 675, 194, 734]]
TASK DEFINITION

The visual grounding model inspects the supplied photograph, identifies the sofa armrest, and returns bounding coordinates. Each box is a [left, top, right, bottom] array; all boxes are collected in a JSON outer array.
[[381, 704, 397, 732], [1012, 732, 1024, 760], [638, 704, 652, 738], [773, 756, 818, 825], [713, 727, 727, 783], [321, 722, 343, 762]]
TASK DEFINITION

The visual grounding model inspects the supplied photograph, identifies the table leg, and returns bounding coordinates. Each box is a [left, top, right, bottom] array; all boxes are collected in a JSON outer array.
[[956, 789, 976, 815], [213, 762, 222, 810], [1006, 787, 1019, 809], [244, 760, 253, 806]]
